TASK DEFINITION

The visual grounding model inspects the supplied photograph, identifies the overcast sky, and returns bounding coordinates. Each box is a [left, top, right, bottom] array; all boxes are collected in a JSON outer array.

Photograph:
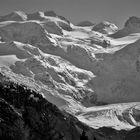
[[0, 0, 140, 28]]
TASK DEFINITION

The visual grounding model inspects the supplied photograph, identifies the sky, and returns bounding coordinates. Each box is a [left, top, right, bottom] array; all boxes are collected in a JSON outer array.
[[0, 0, 140, 28]]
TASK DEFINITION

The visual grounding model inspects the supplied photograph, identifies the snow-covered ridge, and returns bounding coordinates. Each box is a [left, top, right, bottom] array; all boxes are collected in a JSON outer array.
[[0, 11, 140, 131]]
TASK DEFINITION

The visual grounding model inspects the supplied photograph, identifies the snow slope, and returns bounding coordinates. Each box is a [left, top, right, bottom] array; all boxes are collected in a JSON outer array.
[[1, 11, 140, 131]]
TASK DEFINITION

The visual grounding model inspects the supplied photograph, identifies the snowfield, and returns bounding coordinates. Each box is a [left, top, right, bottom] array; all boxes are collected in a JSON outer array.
[[0, 11, 140, 131], [77, 102, 140, 130]]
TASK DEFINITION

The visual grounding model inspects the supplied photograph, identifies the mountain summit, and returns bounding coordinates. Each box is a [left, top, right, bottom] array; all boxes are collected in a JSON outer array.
[[124, 16, 140, 27], [110, 16, 140, 38]]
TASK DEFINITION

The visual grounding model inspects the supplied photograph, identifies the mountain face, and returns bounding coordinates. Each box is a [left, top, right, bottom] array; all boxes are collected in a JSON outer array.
[[0, 11, 140, 139], [110, 16, 140, 38]]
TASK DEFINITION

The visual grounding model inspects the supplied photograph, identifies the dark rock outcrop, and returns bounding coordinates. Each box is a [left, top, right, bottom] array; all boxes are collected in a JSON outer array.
[[77, 21, 94, 27], [124, 127, 140, 140]]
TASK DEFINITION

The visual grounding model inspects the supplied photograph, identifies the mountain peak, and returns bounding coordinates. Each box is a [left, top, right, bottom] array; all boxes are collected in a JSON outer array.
[[44, 10, 70, 23], [77, 21, 94, 27], [124, 16, 140, 27], [44, 10, 57, 17], [0, 11, 27, 22], [92, 21, 118, 34], [27, 11, 45, 20]]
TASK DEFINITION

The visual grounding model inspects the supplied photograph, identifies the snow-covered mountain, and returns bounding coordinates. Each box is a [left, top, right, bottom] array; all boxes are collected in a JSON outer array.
[[0, 11, 140, 137]]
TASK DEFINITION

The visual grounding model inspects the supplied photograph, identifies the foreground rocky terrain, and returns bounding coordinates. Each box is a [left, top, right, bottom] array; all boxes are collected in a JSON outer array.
[[0, 10, 140, 139], [0, 73, 84, 140], [0, 73, 129, 140]]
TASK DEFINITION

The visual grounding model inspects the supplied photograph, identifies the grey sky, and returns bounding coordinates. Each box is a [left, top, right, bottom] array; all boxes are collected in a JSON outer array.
[[0, 0, 140, 28]]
